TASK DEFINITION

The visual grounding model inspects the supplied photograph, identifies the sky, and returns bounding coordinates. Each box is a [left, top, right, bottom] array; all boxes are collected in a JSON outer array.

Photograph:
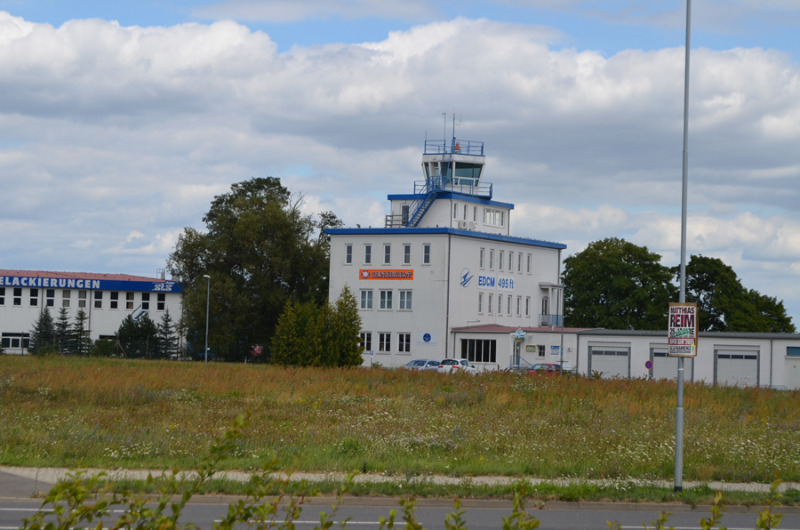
[[1, 1, 800, 324]]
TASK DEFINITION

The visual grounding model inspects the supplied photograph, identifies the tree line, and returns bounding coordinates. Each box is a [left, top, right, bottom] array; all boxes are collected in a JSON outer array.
[[563, 237, 796, 332]]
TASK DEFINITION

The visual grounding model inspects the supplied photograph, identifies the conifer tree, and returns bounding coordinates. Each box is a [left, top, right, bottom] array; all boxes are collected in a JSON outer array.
[[72, 309, 92, 356], [29, 307, 57, 355]]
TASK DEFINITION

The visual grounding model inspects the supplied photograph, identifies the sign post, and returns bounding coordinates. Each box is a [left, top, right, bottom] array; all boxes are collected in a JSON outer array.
[[669, 301, 697, 492]]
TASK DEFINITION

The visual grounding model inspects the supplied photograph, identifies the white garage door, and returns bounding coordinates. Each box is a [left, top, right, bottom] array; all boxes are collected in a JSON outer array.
[[589, 347, 630, 379], [786, 347, 800, 390], [715, 350, 759, 387], [651, 350, 693, 381]]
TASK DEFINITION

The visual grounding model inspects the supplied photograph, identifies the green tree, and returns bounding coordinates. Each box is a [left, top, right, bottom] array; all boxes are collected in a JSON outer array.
[[117, 314, 158, 358], [272, 287, 362, 367], [327, 286, 363, 367], [29, 307, 57, 355], [563, 238, 677, 330], [168, 177, 339, 361], [72, 309, 92, 356], [157, 309, 180, 359], [682, 255, 795, 332], [55, 307, 74, 354]]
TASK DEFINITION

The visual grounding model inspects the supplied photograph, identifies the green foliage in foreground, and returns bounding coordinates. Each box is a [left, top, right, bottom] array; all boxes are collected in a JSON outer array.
[[21, 415, 791, 530]]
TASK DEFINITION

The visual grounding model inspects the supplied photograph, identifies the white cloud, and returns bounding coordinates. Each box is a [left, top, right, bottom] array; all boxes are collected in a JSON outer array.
[[1, 11, 800, 319]]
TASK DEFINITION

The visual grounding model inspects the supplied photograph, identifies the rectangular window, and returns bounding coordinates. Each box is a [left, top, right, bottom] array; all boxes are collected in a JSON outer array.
[[422, 243, 431, 265], [453, 203, 458, 219], [0, 287, 4, 305], [399, 290, 412, 310], [141, 293, 150, 310], [483, 208, 505, 227], [157, 293, 166, 311], [46, 289, 55, 307], [461, 339, 497, 363], [508, 252, 513, 272], [488, 294, 493, 314], [360, 332, 372, 352], [126, 292, 134, 310], [517, 253, 522, 272], [360, 289, 373, 309], [497, 294, 503, 315], [379, 332, 391, 353], [110, 291, 119, 309], [525, 296, 531, 317], [479, 248, 485, 268], [478, 292, 483, 314], [527, 254, 532, 274], [62, 290, 70, 308], [516, 296, 521, 316], [463, 204, 468, 220], [403, 244, 411, 265], [507, 295, 512, 315], [380, 290, 393, 309], [364, 244, 372, 264], [345, 244, 353, 264], [398, 333, 411, 353], [383, 243, 391, 264], [538, 345, 546, 357], [78, 290, 87, 308], [94, 291, 103, 309], [29, 288, 39, 307], [499, 251, 505, 271], [13, 287, 22, 306], [489, 249, 494, 269]]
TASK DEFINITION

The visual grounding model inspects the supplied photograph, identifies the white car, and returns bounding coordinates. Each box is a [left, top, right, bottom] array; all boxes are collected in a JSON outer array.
[[404, 359, 440, 371], [437, 358, 478, 374]]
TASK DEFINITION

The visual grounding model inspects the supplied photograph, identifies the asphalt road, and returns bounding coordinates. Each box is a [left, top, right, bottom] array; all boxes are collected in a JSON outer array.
[[3, 469, 800, 530]]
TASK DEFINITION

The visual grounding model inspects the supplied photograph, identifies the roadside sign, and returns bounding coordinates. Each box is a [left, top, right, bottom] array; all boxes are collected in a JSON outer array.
[[645, 360, 653, 370], [668, 302, 698, 357]]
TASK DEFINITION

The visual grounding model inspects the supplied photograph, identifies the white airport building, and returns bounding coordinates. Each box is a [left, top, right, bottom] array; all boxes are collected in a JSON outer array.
[[326, 136, 800, 389], [0, 270, 183, 354]]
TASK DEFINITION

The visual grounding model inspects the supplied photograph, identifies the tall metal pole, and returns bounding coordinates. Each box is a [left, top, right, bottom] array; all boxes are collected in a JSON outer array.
[[675, 0, 692, 493], [203, 274, 210, 364]]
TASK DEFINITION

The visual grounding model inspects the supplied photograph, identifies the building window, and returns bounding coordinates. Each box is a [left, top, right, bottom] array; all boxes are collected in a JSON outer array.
[[403, 244, 411, 265], [0, 287, 4, 305], [538, 345, 546, 357], [479, 248, 485, 268], [94, 291, 103, 309], [62, 290, 70, 308], [488, 294, 493, 314], [423, 243, 431, 265], [508, 252, 514, 272], [379, 332, 391, 352], [78, 290, 87, 308], [399, 290, 412, 310], [383, 244, 391, 264], [484, 208, 504, 227], [507, 295, 512, 315], [398, 333, 411, 353], [489, 249, 494, 269], [360, 332, 372, 352], [126, 292, 134, 310], [46, 289, 55, 307], [499, 251, 504, 271], [517, 253, 522, 272], [527, 254, 532, 274], [453, 203, 458, 219], [463, 204, 468, 220], [157, 293, 166, 311], [478, 292, 483, 313], [110, 291, 119, 309], [497, 294, 503, 315], [141, 293, 150, 310], [13, 287, 22, 306], [345, 244, 353, 264], [364, 244, 372, 264], [516, 296, 521, 316], [360, 289, 373, 309], [542, 296, 549, 316], [380, 290, 393, 309], [29, 288, 39, 307], [461, 339, 497, 363], [525, 297, 531, 317]]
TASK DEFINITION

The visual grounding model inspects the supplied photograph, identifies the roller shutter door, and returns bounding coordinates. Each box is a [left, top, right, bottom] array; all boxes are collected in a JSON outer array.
[[786, 347, 800, 390], [589, 347, 630, 379], [651, 350, 693, 381], [715, 350, 758, 387]]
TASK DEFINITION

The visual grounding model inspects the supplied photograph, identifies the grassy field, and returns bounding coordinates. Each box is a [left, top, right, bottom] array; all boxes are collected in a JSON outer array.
[[1, 355, 798, 487]]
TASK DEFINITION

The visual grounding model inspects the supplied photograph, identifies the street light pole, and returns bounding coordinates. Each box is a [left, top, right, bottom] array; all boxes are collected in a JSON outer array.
[[203, 274, 210, 364]]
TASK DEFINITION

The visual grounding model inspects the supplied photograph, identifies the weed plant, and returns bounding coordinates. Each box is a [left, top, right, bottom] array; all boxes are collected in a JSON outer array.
[[1, 356, 798, 484]]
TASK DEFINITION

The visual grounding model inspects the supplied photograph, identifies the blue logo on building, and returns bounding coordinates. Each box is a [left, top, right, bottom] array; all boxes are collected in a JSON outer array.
[[460, 268, 473, 287], [423, 333, 432, 343]]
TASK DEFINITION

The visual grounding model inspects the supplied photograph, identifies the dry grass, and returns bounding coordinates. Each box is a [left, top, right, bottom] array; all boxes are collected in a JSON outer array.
[[0, 355, 798, 482]]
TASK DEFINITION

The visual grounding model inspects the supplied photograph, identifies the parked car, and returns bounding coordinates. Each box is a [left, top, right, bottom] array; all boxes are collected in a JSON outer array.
[[404, 359, 440, 371], [437, 358, 478, 374], [527, 363, 563, 375]]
